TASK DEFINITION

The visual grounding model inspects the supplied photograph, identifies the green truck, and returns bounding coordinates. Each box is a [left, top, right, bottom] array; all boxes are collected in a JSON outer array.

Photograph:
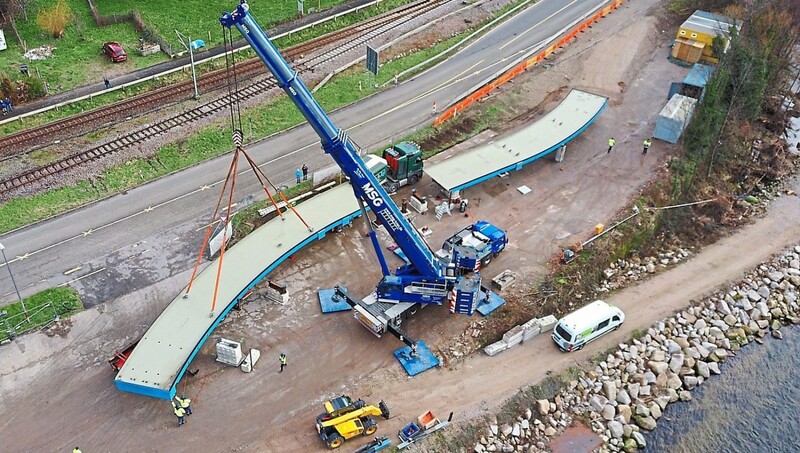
[[363, 141, 424, 192]]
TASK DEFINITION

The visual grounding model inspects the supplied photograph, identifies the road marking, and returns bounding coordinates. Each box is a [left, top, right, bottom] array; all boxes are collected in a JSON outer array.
[[144, 206, 155, 213], [82, 229, 93, 237], [500, 0, 580, 50], [59, 267, 106, 286], [64, 266, 82, 275]]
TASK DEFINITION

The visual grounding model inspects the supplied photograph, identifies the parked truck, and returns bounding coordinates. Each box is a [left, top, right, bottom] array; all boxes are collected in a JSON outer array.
[[363, 141, 424, 192]]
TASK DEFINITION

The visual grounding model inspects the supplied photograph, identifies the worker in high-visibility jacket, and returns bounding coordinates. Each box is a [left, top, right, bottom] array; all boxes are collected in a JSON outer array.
[[607, 137, 616, 153], [279, 352, 287, 372], [173, 401, 187, 426], [73, 448, 82, 453], [642, 138, 652, 155], [175, 395, 193, 415]]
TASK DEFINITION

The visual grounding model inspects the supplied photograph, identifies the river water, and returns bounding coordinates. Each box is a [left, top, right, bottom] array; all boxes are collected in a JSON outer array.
[[645, 326, 800, 452]]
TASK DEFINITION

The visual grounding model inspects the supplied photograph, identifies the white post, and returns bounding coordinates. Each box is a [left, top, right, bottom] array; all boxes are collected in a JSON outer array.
[[189, 37, 199, 99]]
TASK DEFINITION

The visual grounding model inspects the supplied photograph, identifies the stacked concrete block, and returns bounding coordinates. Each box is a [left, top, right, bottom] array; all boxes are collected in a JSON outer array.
[[521, 318, 541, 342], [484, 340, 508, 356], [502, 325, 525, 347], [537, 315, 558, 332]]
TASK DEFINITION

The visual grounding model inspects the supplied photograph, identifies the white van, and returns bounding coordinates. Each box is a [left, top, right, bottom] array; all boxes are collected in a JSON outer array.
[[551, 300, 625, 352]]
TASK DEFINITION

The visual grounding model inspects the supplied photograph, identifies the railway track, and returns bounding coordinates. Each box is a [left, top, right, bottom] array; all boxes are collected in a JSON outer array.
[[0, 0, 450, 194]]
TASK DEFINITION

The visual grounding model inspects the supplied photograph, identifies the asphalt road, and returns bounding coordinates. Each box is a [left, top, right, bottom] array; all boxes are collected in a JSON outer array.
[[0, 0, 604, 307]]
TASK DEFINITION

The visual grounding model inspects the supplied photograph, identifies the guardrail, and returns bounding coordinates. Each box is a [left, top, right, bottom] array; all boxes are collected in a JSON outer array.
[[0, 0, 384, 128], [434, 0, 624, 127]]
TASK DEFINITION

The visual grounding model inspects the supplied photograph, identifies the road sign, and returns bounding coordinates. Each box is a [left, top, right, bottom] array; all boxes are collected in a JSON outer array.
[[366, 45, 379, 75]]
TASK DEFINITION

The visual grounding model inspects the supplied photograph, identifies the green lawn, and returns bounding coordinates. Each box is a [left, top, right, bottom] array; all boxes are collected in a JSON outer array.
[[0, 0, 167, 92], [97, 0, 349, 50], [0, 0, 353, 93], [0, 287, 83, 341]]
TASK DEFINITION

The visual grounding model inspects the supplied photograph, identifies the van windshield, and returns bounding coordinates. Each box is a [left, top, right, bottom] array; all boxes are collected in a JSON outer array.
[[555, 324, 572, 342]]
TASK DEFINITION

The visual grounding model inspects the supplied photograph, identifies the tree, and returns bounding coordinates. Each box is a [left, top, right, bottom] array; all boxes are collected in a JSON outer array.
[[36, 0, 72, 39]]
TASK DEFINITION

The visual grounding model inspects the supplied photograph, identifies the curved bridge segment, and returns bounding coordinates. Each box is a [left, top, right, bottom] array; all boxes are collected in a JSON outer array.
[[426, 89, 607, 193], [114, 184, 362, 399]]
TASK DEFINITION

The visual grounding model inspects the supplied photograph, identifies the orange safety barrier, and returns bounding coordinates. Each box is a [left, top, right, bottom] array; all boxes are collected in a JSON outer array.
[[434, 0, 623, 127]]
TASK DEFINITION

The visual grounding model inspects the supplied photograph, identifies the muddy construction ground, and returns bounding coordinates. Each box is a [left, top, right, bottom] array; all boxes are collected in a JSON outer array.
[[2, 1, 799, 452]]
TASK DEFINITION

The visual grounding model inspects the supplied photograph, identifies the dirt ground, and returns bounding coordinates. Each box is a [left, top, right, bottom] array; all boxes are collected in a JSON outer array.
[[3, 1, 799, 452]]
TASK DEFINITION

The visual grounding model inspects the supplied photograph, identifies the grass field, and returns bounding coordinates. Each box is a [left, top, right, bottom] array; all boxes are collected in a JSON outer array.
[[0, 287, 83, 341], [98, 0, 349, 49], [0, 0, 167, 92], [0, 0, 352, 92]]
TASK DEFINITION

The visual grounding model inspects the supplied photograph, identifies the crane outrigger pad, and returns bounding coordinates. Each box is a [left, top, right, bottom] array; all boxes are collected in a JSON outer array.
[[394, 341, 439, 376], [476, 291, 505, 316], [318, 287, 352, 313]]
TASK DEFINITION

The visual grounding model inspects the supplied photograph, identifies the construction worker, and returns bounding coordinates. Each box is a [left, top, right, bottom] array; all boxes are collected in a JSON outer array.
[[642, 138, 652, 155], [302, 164, 309, 181], [73, 448, 82, 453], [173, 401, 187, 426], [607, 137, 616, 153], [175, 395, 192, 415], [279, 352, 287, 372], [295, 168, 302, 184]]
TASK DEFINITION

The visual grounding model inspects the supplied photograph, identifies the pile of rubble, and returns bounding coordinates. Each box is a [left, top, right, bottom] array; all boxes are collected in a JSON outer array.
[[596, 248, 693, 293], [473, 244, 800, 452]]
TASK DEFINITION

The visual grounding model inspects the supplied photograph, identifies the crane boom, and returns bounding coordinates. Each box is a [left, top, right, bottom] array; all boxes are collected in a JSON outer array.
[[220, 1, 440, 280]]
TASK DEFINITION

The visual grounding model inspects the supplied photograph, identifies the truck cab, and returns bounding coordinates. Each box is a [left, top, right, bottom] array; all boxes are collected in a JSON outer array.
[[382, 141, 423, 192], [437, 221, 508, 269]]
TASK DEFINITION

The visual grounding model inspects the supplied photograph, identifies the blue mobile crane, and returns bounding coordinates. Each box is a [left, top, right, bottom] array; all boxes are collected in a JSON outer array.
[[220, 1, 504, 350]]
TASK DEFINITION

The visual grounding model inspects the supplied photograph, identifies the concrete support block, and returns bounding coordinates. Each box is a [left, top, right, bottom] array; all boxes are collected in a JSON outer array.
[[484, 340, 508, 356], [537, 315, 558, 332]]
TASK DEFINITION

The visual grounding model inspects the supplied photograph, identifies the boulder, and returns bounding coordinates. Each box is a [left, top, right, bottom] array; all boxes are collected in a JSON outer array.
[[667, 388, 679, 403], [608, 420, 624, 439], [624, 438, 638, 452], [628, 382, 641, 400], [696, 361, 710, 378], [537, 399, 550, 416], [709, 326, 725, 340], [521, 419, 529, 430], [501, 424, 513, 437], [603, 381, 618, 401], [655, 395, 671, 410], [617, 405, 632, 424], [682, 375, 699, 390], [648, 361, 669, 375], [693, 318, 708, 331], [668, 354, 684, 373], [710, 349, 729, 362], [746, 290, 761, 302], [772, 330, 784, 340], [679, 390, 692, 402], [602, 404, 616, 421], [723, 314, 738, 326], [616, 389, 631, 405], [666, 374, 683, 390], [708, 361, 721, 375], [717, 299, 732, 316], [639, 385, 651, 397], [632, 431, 647, 448], [634, 415, 657, 431], [651, 350, 666, 362], [648, 402, 662, 420], [589, 395, 608, 413], [544, 427, 556, 437], [634, 403, 650, 417]]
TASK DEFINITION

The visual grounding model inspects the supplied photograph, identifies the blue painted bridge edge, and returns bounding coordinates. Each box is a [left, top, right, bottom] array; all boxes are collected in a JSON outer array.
[[450, 99, 608, 193], [116, 208, 363, 400]]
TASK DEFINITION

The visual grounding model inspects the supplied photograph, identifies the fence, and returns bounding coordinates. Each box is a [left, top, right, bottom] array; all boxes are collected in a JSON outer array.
[[0, 301, 75, 344], [434, 0, 625, 127]]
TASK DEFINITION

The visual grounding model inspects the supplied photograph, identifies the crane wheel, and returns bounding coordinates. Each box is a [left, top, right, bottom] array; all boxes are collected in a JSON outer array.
[[409, 174, 419, 185]]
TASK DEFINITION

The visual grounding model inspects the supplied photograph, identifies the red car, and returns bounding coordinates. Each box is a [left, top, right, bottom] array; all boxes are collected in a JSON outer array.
[[102, 41, 127, 62]]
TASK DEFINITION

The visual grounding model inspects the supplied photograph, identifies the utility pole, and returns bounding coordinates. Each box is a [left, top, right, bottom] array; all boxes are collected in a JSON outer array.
[[0, 241, 27, 320], [175, 30, 199, 99]]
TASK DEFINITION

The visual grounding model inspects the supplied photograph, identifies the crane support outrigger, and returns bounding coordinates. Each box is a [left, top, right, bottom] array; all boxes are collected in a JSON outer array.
[[220, 1, 498, 352]]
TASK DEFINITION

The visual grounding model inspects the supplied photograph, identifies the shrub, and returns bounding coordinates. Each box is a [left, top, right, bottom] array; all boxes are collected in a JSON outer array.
[[36, 0, 73, 39]]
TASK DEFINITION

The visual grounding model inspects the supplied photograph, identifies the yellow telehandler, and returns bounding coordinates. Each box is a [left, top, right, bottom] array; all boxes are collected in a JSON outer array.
[[315, 395, 390, 449]]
